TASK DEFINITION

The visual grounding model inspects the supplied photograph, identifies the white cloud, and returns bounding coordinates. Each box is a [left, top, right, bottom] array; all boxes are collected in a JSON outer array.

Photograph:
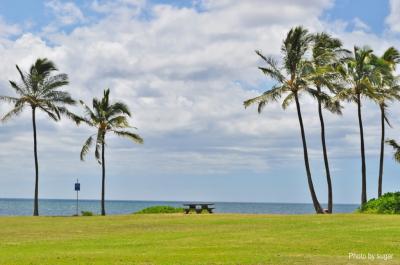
[[386, 0, 400, 32], [0, 17, 21, 37], [45, 0, 85, 25], [42, 0, 85, 34], [91, 0, 145, 17], [353, 17, 370, 31]]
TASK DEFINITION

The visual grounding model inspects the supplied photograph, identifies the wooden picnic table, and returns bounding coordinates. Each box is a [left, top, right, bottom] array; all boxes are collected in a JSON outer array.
[[183, 203, 214, 214]]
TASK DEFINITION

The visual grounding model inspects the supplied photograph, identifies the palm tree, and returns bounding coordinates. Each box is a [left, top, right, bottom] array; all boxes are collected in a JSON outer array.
[[77, 89, 143, 216], [244, 26, 324, 213], [372, 47, 400, 197], [0, 58, 75, 216], [306, 33, 348, 213], [335, 46, 379, 205]]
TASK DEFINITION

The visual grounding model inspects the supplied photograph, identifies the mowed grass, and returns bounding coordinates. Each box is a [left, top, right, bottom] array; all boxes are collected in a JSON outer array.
[[0, 214, 399, 264]]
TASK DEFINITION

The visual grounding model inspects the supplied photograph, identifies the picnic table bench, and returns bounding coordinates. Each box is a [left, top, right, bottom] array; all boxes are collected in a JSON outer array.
[[183, 203, 214, 214]]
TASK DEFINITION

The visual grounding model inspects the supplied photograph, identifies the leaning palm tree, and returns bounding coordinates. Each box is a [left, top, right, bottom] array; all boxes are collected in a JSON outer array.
[[0, 58, 75, 216], [77, 89, 143, 216], [244, 26, 324, 213], [335, 46, 379, 205], [372, 47, 400, 197], [305, 33, 348, 213]]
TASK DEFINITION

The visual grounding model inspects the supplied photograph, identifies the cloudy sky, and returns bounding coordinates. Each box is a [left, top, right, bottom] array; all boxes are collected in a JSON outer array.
[[0, 0, 399, 205]]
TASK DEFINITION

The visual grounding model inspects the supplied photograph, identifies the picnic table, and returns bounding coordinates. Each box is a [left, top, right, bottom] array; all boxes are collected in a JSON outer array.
[[183, 203, 214, 214]]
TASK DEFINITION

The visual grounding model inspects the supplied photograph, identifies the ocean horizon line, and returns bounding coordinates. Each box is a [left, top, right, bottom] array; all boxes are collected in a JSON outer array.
[[0, 197, 359, 206]]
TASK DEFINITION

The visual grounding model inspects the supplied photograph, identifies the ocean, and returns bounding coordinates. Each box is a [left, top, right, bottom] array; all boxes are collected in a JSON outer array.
[[0, 198, 359, 216]]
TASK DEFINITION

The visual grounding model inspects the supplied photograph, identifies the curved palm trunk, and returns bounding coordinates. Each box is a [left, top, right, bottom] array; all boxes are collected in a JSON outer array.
[[357, 94, 367, 205], [101, 134, 106, 216], [294, 93, 323, 214], [378, 104, 385, 198], [317, 87, 332, 213], [32, 107, 39, 216]]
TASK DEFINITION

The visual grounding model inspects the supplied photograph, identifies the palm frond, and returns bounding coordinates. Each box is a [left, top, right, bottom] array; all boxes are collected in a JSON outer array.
[[281, 26, 312, 74], [386, 139, 400, 162], [80, 135, 94, 161], [244, 85, 285, 113], [57, 106, 87, 125], [9, 81, 27, 96], [382, 47, 400, 68], [282, 92, 295, 109], [32, 58, 57, 78], [108, 115, 129, 128], [255, 50, 285, 83], [108, 102, 131, 118], [386, 139, 400, 149], [112, 130, 143, 144], [324, 98, 342, 115], [39, 101, 61, 120], [44, 91, 76, 105], [95, 130, 104, 164], [1, 103, 25, 122], [0, 95, 19, 104], [80, 100, 97, 122], [41, 74, 70, 95], [15, 65, 30, 92], [333, 87, 357, 102], [380, 103, 392, 127], [38, 106, 59, 121]]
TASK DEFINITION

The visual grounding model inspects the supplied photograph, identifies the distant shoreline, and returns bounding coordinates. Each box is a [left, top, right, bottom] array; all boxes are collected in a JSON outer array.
[[0, 198, 360, 205], [0, 198, 359, 216]]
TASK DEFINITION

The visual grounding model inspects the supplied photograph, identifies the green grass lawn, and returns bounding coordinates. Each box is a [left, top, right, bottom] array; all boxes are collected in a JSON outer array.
[[0, 214, 399, 264]]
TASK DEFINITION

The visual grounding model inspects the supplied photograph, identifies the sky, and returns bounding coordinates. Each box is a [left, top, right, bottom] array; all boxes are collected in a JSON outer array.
[[0, 0, 400, 205]]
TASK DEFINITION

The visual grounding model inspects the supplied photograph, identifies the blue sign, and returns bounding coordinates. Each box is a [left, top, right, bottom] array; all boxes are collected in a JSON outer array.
[[75, 183, 80, 191]]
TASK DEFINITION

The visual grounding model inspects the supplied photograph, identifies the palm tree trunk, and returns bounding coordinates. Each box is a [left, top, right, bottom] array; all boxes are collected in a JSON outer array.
[[101, 133, 106, 216], [357, 93, 367, 205], [32, 107, 39, 216], [294, 93, 323, 214], [378, 104, 385, 198], [317, 86, 332, 213]]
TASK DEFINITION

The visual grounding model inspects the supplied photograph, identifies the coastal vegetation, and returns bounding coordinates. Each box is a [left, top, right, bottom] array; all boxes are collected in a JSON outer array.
[[135, 206, 184, 214], [0, 214, 399, 264], [358, 192, 400, 214], [245, 26, 400, 213], [81, 210, 94, 216]]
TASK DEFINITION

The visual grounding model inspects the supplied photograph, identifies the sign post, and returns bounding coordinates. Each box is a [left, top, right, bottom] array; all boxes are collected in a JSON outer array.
[[75, 179, 80, 216]]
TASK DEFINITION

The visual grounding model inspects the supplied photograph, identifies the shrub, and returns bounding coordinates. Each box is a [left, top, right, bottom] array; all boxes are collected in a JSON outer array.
[[135, 206, 183, 214], [358, 192, 400, 214], [81, 211, 94, 216]]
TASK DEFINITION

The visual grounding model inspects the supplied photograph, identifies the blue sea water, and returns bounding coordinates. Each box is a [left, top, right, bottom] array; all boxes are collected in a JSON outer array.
[[0, 198, 359, 216]]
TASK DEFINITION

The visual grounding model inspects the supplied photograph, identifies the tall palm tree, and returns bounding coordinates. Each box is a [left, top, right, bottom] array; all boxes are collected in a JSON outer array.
[[0, 58, 75, 216], [77, 89, 143, 216], [244, 26, 324, 213], [372, 47, 400, 197], [306, 33, 348, 213], [335, 46, 379, 205]]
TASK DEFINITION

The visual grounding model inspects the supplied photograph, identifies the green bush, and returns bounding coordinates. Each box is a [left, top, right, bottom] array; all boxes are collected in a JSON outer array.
[[358, 192, 400, 214], [135, 206, 183, 214], [81, 211, 94, 216]]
